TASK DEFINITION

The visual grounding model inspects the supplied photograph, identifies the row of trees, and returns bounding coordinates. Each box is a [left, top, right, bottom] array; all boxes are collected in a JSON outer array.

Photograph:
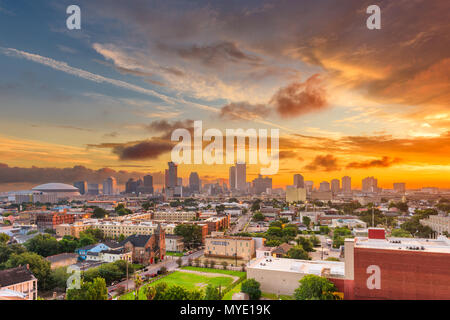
[[24, 228, 104, 258]]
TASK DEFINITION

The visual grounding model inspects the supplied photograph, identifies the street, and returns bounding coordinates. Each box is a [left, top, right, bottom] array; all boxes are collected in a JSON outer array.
[[107, 249, 204, 297]]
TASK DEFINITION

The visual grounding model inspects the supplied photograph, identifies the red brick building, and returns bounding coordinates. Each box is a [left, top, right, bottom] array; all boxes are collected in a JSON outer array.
[[342, 228, 450, 300]]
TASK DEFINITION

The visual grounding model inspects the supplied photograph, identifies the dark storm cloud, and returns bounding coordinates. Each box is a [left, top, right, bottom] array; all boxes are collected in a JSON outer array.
[[304, 154, 340, 172], [346, 156, 401, 169]]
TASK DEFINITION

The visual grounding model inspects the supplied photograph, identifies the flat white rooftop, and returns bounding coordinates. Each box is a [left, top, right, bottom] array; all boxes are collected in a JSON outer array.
[[247, 256, 345, 278], [353, 236, 450, 254]]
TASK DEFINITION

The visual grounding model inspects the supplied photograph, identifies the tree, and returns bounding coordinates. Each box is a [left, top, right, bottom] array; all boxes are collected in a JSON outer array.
[[159, 266, 167, 274], [309, 235, 321, 247], [92, 207, 107, 218], [251, 200, 261, 212], [294, 275, 340, 300], [302, 216, 311, 227], [174, 224, 203, 249], [176, 257, 183, 268], [153, 282, 168, 300], [49, 266, 70, 290], [5, 252, 52, 290], [79, 228, 104, 242], [296, 237, 314, 252], [163, 285, 191, 300], [24, 234, 59, 257], [0, 233, 10, 244], [0, 243, 26, 267], [252, 212, 265, 222], [286, 246, 310, 260], [267, 227, 283, 238], [209, 260, 216, 269], [204, 284, 222, 300], [241, 279, 261, 300], [221, 261, 228, 270], [133, 275, 143, 300], [390, 228, 412, 238], [66, 277, 108, 300], [143, 285, 156, 300]]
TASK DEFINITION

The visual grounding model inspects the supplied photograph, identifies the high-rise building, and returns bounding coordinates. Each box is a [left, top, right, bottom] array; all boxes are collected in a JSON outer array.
[[189, 172, 200, 193], [252, 175, 272, 195], [342, 176, 352, 193], [235, 163, 247, 192], [177, 177, 183, 187], [135, 175, 154, 194], [304, 181, 314, 192], [74, 181, 87, 195], [165, 162, 178, 189], [331, 179, 340, 194], [102, 177, 117, 195], [125, 178, 137, 194], [87, 183, 99, 196], [293, 174, 305, 188], [229, 166, 236, 190], [286, 186, 307, 202], [393, 182, 406, 193], [362, 176, 378, 193], [319, 181, 330, 192]]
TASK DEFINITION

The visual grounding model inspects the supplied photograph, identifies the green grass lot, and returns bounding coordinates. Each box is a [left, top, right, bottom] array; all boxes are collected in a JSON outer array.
[[165, 251, 184, 257], [222, 283, 242, 300], [120, 271, 234, 300], [180, 266, 246, 278]]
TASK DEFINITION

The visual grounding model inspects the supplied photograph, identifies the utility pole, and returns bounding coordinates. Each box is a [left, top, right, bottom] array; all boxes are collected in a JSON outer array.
[[372, 207, 374, 227], [126, 254, 129, 292]]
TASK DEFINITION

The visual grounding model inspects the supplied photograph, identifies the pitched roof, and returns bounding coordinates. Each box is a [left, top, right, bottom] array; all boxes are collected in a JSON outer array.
[[272, 243, 293, 254], [120, 234, 151, 247], [102, 240, 121, 249], [0, 266, 36, 287]]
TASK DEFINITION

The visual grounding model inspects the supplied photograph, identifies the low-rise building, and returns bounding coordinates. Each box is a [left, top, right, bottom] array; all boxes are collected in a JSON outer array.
[[420, 215, 450, 235], [165, 234, 184, 252], [205, 234, 255, 262], [0, 265, 38, 300], [247, 257, 345, 296], [46, 253, 78, 269]]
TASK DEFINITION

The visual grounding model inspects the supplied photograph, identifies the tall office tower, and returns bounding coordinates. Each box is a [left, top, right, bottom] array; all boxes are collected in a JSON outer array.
[[362, 176, 378, 192], [342, 176, 352, 193], [293, 174, 305, 188], [189, 172, 200, 193], [229, 166, 236, 190], [304, 181, 314, 192], [235, 162, 247, 192], [331, 179, 340, 194], [177, 177, 183, 186], [74, 181, 87, 195], [87, 183, 99, 195], [165, 162, 178, 189], [143, 175, 154, 194], [393, 182, 406, 193], [102, 177, 117, 195], [319, 181, 330, 192], [125, 178, 137, 194], [252, 175, 273, 195]]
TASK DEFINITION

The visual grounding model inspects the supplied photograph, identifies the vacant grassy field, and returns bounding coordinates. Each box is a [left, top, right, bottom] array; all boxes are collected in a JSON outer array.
[[120, 271, 234, 300], [180, 266, 246, 278]]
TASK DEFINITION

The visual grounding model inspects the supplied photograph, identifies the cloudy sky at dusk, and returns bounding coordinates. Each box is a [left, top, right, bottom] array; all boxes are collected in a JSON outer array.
[[0, 0, 449, 191]]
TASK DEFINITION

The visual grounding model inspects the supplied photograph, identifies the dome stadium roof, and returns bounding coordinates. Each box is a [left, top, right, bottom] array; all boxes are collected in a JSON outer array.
[[32, 183, 80, 192]]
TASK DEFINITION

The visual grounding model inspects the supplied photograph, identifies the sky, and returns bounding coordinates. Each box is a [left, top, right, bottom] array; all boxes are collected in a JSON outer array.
[[0, 0, 449, 191]]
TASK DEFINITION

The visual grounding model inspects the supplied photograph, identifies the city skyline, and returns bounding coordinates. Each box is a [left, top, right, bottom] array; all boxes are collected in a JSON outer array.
[[0, 1, 449, 191]]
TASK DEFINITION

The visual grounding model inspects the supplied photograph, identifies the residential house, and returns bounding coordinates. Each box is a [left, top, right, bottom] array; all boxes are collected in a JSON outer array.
[[0, 265, 37, 300]]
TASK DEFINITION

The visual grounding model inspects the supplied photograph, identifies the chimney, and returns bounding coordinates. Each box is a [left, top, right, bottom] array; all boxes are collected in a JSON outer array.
[[368, 228, 385, 240], [26, 264, 30, 270]]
